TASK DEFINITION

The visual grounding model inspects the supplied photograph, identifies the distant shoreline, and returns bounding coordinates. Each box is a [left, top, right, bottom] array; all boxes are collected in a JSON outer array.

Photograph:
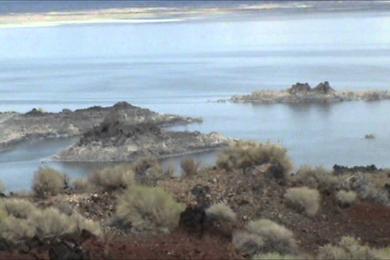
[[2, 1, 390, 29]]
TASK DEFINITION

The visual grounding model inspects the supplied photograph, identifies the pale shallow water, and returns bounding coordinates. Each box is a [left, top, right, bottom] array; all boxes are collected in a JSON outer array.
[[1, 10, 390, 191]]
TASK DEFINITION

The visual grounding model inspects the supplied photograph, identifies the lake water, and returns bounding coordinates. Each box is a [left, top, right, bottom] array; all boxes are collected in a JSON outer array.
[[1, 10, 390, 191]]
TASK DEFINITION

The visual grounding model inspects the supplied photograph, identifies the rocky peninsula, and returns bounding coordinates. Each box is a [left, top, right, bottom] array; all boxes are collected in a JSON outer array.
[[230, 81, 390, 104], [0, 102, 228, 161]]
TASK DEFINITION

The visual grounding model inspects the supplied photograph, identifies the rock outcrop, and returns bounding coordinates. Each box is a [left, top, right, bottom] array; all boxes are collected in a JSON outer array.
[[230, 82, 390, 104]]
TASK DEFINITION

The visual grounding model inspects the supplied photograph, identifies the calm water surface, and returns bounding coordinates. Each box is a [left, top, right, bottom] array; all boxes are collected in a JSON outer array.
[[1, 11, 390, 191]]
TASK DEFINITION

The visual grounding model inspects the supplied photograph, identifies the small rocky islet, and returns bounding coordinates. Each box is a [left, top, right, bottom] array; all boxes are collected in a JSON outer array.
[[229, 81, 390, 104]]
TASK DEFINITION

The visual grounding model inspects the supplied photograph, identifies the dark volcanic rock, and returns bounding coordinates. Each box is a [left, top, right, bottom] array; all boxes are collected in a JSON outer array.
[[287, 82, 311, 95], [333, 164, 380, 174]]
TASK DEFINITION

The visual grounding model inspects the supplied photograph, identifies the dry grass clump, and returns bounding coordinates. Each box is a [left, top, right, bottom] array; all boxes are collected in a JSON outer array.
[[246, 219, 297, 254], [284, 187, 320, 216], [252, 252, 300, 260], [133, 157, 164, 186], [115, 186, 184, 233], [0, 198, 101, 242], [89, 164, 135, 191], [292, 166, 340, 192], [180, 158, 200, 177], [217, 141, 292, 175], [317, 236, 375, 260], [336, 190, 357, 207], [32, 167, 68, 198], [206, 202, 236, 223]]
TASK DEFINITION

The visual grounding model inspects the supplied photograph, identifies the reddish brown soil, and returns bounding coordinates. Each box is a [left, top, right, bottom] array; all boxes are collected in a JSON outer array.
[[84, 231, 242, 260]]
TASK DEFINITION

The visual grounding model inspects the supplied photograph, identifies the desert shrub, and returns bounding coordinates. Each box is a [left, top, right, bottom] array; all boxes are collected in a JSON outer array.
[[72, 178, 90, 193], [336, 190, 357, 207], [133, 158, 164, 186], [317, 236, 374, 260], [115, 186, 184, 232], [284, 187, 320, 216], [373, 247, 390, 260], [32, 167, 67, 197], [0, 181, 5, 194], [245, 219, 297, 254], [180, 158, 200, 177], [252, 252, 300, 260], [206, 202, 236, 223], [292, 166, 340, 192], [89, 165, 135, 191], [217, 141, 292, 175], [233, 231, 265, 256], [3, 198, 36, 219], [0, 198, 101, 242], [348, 173, 389, 206]]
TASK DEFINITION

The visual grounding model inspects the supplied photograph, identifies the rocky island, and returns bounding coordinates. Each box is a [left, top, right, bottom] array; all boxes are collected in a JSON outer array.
[[230, 81, 390, 104], [0, 102, 228, 161]]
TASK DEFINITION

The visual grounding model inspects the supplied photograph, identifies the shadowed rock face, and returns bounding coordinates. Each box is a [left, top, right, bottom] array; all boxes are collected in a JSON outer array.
[[0, 102, 199, 151], [56, 116, 228, 162], [230, 81, 390, 104]]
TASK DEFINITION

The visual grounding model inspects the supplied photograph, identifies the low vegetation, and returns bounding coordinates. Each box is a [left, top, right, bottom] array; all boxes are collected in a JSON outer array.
[[317, 236, 381, 260], [291, 166, 340, 192], [89, 164, 135, 191], [133, 157, 165, 186], [217, 141, 293, 176], [246, 219, 297, 254], [336, 190, 357, 207], [0, 198, 101, 243], [284, 187, 321, 216], [206, 202, 237, 223], [114, 185, 184, 233], [32, 167, 68, 198], [252, 252, 300, 260], [180, 158, 200, 177]]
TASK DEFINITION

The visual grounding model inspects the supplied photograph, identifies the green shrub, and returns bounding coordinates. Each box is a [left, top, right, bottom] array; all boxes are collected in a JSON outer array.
[[217, 141, 292, 175], [292, 166, 340, 192], [245, 219, 297, 254], [180, 158, 200, 177], [206, 202, 236, 223], [336, 190, 357, 207], [115, 186, 184, 232], [32, 167, 67, 197], [0, 215, 36, 241], [348, 173, 389, 206], [284, 187, 320, 216], [89, 165, 135, 191], [317, 236, 374, 260]]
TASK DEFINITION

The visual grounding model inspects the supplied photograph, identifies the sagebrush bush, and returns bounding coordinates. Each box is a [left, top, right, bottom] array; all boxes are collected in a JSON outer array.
[[252, 252, 300, 260], [72, 178, 90, 193], [0, 181, 5, 194], [206, 202, 236, 223], [284, 187, 320, 216], [245, 219, 297, 254], [317, 236, 374, 260], [89, 165, 135, 191], [292, 166, 340, 192], [115, 186, 184, 232], [32, 167, 67, 197], [133, 157, 164, 186], [217, 141, 292, 175], [336, 190, 357, 207], [233, 231, 265, 256], [180, 159, 200, 177], [0, 198, 101, 242], [348, 173, 389, 206]]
